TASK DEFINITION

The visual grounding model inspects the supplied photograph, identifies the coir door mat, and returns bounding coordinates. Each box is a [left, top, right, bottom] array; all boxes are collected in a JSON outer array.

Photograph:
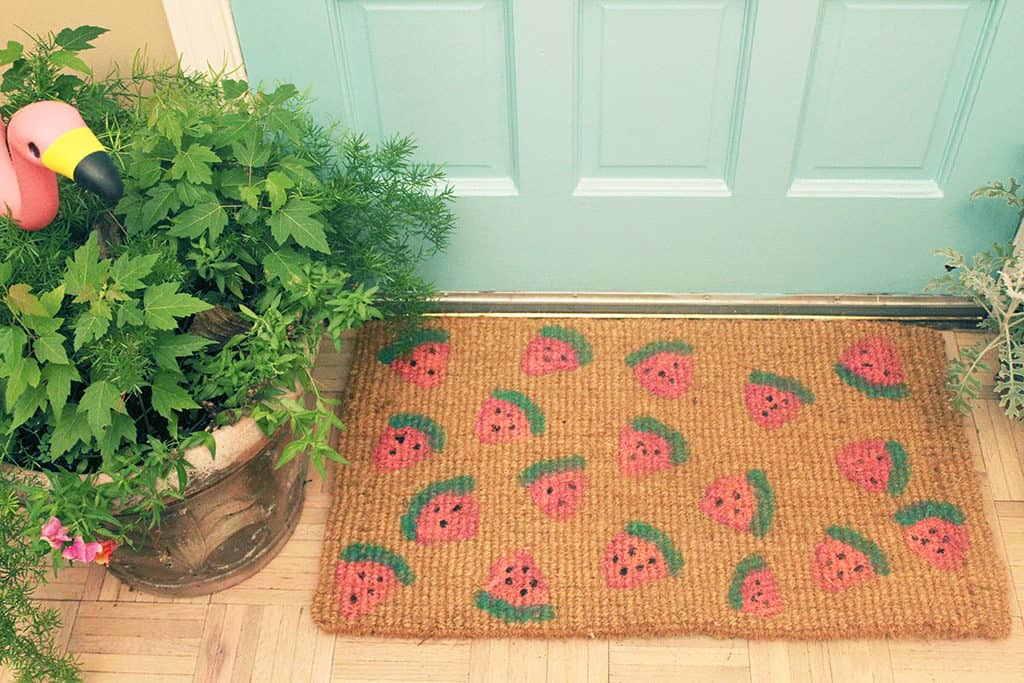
[[311, 317, 1011, 639]]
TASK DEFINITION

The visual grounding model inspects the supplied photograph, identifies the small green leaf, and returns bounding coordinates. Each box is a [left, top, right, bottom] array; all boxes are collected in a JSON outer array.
[[239, 184, 262, 209], [111, 253, 159, 291], [50, 403, 91, 457], [65, 233, 109, 300], [265, 171, 294, 212], [4, 283, 46, 316], [175, 181, 214, 205], [9, 384, 47, 432], [54, 26, 108, 51], [263, 249, 307, 287], [79, 380, 125, 438], [48, 50, 92, 75], [139, 183, 182, 227], [73, 311, 110, 350], [151, 332, 212, 371], [170, 143, 221, 185], [34, 333, 69, 365], [143, 283, 212, 330], [0, 326, 26, 359], [215, 167, 249, 200], [231, 130, 271, 169], [127, 154, 163, 189], [222, 79, 249, 99], [99, 413, 136, 460], [40, 284, 66, 316], [43, 363, 80, 418], [277, 156, 320, 187], [0, 40, 23, 67], [268, 199, 331, 253], [117, 299, 145, 327], [5, 356, 40, 408], [151, 372, 199, 419], [168, 201, 229, 241]]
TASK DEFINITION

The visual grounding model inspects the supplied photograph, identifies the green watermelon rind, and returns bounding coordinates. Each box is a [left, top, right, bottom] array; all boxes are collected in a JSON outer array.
[[824, 526, 891, 576], [630, 416, 689, 465], [893, 500, 966, 527], [747, 470, 774, 538], [727, 553, 767, 611], [400, 475, 476, 541], [884, 440, 911, 497], [538, 326, 594, 366], [624, 340, 695, 367], [492, 388, 546, 435], [748, 370, 815, 405], [338, 543, 415, 585], [377, 328, 450, 364], [624, 521, 685, 576], [834, 363, 909, 401], [388, 413, 446, 452], [473, 591, 555, 623], [518, 455, 587, 487]]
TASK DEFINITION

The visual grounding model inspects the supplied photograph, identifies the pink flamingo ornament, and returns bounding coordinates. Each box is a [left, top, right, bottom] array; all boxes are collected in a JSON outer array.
[[0, 100, 123, 231]]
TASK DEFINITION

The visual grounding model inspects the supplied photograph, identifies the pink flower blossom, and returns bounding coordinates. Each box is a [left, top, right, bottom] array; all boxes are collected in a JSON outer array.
[[93, 539, 118, 566], [40, 517, 71, 550], [61, 536, 103, 564]]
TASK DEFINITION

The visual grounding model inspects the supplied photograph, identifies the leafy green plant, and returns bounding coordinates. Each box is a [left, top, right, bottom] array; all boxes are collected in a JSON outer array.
[[1, 26, 454, 681], [929, 177, 1024, 419]]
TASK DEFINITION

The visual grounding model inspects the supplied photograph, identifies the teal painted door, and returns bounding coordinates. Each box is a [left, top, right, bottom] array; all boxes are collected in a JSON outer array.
[[230, 0, 1024, 294]]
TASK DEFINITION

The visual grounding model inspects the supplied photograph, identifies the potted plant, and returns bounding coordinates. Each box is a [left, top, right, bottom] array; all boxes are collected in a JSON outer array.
[[930, 177, 1024, 419], [1, 26, 454, 680]]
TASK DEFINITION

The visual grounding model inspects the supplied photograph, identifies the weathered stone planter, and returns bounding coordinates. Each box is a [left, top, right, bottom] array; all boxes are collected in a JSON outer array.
[[106, 331, 356, 596], [106, 422, 307, 596]]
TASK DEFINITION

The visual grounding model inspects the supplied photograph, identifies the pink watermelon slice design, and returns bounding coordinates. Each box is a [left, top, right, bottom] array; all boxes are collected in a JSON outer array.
[[744, 370, 814, 429], [474, 550, 555, 623], [625, 340, 695, 398], [521, 325, 593, 376], [699, 470, 774, 538], [377, 328, 450, 388], [894, 501, 970, 571], [812, 526, 890, 593], [617, 416, 688, 477], [835, 336, 909, 400], [602, 521, 684, 589], [836, 439, 910, 496], [400, 475, 480, 545], [372, 413, 446, 472], [728, 554, 783, 618], [518, 455, 587, 521], [475, 388, 545, 444], [334, 543, 414, 621]]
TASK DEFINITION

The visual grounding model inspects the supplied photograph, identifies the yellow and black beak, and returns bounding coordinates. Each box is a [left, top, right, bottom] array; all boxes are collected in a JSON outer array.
[[41, 127, 124, 203]]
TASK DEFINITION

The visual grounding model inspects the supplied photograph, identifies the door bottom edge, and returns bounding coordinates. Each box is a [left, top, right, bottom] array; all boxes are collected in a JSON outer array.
[[432, 291, 981, 327]]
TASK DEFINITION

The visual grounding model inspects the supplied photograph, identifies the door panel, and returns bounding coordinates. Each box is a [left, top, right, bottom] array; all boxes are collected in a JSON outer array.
[[575, 0, 753, 196], [230, 0, 1024, 294], [329, 0, 519, 194], [790, 0, 1003, 197]]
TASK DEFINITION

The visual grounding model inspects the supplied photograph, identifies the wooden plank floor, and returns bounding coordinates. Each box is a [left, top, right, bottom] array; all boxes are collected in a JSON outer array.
[[4, 330, 1024, 682]]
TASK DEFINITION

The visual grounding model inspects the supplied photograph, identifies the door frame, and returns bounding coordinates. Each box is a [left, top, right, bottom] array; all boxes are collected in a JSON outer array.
[[160, 0, 246, 77]]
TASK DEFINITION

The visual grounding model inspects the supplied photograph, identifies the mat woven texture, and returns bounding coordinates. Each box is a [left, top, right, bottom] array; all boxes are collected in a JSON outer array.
[[311, 318, 1011, 639]]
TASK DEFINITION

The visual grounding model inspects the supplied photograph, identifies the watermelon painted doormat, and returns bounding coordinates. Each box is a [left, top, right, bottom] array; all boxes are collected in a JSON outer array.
[[311, 317, 1011, 639]]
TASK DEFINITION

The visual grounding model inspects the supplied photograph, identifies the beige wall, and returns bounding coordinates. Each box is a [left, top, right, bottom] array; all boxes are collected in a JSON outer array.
[[1, 0, 178, 74]]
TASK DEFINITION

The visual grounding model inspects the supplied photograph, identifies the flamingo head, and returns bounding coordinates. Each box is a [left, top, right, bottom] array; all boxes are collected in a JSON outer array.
[[7, 100, 123, 203]]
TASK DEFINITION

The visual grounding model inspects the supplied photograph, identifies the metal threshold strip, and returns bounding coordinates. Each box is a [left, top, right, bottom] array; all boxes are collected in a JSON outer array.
[[434, 292, 983, 327]]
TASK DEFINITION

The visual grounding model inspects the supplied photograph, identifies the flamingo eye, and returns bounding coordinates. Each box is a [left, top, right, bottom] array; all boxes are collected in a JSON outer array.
[[27, 142, 40, 158]]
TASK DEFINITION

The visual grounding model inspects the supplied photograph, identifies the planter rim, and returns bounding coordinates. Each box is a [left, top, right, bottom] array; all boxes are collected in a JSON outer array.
[[1, 394, 298, 499]]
